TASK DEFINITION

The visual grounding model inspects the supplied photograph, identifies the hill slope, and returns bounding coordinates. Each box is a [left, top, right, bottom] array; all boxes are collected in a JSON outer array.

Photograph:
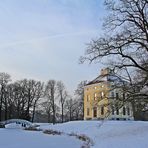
[[40, 120, 148, 148], [0, 121, 148, 148]]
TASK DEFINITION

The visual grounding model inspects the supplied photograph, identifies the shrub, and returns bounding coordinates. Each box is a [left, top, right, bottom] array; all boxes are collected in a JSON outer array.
[[0, 123, 5, 128], [43, 129, 62, 135], [24, 126, 42, 131], [68, 132, 94, 148]]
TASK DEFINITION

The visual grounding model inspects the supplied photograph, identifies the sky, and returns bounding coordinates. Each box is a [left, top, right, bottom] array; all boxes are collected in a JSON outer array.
[[0, 0, 106, 94]]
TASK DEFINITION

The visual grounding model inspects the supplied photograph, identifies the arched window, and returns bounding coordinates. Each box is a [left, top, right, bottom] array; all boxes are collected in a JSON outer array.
[[87, 108, 90, 116], [127, 108, 130, 115], [101, 106, 104, 115], [123, 93, 125, 100], [116, 93, 119, 99], [93, 107, 97, 118], [87, 95, 90, 102], [112, 106, 114, 115], [116, 106, 119, 115], [123, 107, 126, 115], [94, 93, 97, 100], [111, 92, 114, 98], [101, 92, 104, 97], [100, 92, 104, 99]]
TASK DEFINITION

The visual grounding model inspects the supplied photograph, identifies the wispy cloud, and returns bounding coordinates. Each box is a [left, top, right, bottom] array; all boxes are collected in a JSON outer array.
[[0, 29, 100, 49], [0, 0, 105, 93]]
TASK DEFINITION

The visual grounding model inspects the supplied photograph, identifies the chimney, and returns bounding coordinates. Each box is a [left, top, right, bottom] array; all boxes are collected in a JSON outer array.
[[100, 68, 111, 75]]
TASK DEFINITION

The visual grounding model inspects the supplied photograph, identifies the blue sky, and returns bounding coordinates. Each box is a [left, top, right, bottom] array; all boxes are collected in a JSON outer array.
[[0, 0, 106, 94]]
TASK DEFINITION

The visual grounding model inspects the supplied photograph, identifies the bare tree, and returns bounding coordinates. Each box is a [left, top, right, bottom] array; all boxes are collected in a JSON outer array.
[[6, 79, 44, 121], [45, 80, 57, 124], [19, 79, 44, 121], [0, 73, 11, 121], [31, 81, 44, 122], [80, 0, 148, 112], [13, 80, 28, 119], [81, 0, 148, 73], [65, 98, 77, 121], [75, 81, 87, 118], [57, 81, 68, 123], [41, 99, 53, 123]]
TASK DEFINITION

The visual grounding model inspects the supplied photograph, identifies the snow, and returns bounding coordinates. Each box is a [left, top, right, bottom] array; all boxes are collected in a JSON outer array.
[[39, 120, 148, 148], [0, 128, 82, 148], [5, 123, 23, 129], [0, 120, 148, 148]]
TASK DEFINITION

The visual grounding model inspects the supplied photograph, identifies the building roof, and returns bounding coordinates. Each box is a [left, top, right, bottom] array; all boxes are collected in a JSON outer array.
[[86, 68, 124, 86]]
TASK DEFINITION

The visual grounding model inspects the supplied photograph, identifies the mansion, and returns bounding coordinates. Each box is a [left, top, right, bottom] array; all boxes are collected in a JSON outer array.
[[84, 68, 134, 120]]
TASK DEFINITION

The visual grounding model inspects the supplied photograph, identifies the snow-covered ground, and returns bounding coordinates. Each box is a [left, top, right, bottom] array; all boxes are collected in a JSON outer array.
[[39, 120, 148, 148], [0, 127, 82, 148], [0, 121, 148, 148]]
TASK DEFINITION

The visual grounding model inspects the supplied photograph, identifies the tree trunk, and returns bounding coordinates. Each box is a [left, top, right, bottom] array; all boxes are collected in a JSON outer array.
[[0, 86, 4, 121], [61, 104, 64, 123], [131, 99, 136, 120], [4, 100, 8, 120], [31, 104, 36, 123]]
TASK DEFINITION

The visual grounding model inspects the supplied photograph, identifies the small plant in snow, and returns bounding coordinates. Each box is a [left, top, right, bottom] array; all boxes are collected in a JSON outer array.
[[0, 123, 5, 128], [43, 129, 62, 135], [68, 132, 94, 148], [24, 126, 42, 131]]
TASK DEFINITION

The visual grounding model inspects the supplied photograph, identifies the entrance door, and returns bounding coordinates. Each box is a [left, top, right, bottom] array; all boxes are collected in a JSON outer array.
[[93, 107, 97, 118]]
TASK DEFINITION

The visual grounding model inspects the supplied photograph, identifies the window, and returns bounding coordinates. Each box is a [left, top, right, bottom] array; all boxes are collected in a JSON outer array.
[[116, 106, 119, 115], [93, 107, 97, 118], [94, 93, 97, 100], [116, 93, 119, 100], [100, 92, 104, 98], [87, 95, 90, 102], [123, 93, 125, 100], [101, 106, 104, 115], [126, 94, 129, 98], [111, 92, 114, 98], [123, 107, 126, 115], [112, 106, 114, 115], [127, 108, 130, 115], [87, 108, 90, 116], [101, 85, 104, 88]]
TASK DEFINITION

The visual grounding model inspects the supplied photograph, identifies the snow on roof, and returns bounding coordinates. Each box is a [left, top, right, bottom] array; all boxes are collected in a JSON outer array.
[[86, 71, 124, 86]]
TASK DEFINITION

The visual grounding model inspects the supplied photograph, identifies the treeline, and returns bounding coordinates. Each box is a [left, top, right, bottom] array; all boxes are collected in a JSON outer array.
[[0, 73, 84, 123]]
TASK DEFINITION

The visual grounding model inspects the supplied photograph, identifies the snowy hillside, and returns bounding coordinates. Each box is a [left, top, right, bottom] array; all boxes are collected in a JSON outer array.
[[0, 121, 148, 148], [0, 128, 82, 148], [39, 120, 148, 148]]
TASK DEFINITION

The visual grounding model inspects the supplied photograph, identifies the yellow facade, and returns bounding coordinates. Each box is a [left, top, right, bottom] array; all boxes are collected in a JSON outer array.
[[84, 82, 110, 119], [84, 68, 133, 120]]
